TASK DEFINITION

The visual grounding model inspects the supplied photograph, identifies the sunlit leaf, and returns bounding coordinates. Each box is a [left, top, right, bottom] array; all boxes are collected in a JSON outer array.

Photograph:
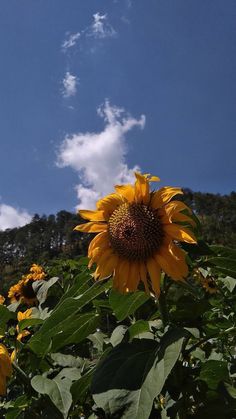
[[109, 290, 149, 321], [91, 328, 187, 419]]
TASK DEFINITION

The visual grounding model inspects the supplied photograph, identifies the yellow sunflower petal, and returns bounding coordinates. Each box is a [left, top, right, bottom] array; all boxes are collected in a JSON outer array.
[[168, 243, 188, 277], [88, 232, 110, 257], [170, 212, 196, 227], [163, 224, 197, 244], [163, 200, 191, 216], [160, 201, 196, 226], [138, 262, 149, 293], [134, 172, 150, 204], [155, 244, 187, 281], [94, 253, 118, 279], [125, 262, 139, 292], [147, 258, 161, 297], [74, 222, 107, 233], [89, 245, 110, 268], [96, 193, 124, 219], [151, 187, 183, 209], [115, 184, 135, 202], [79, 210, 105, 222], [145, 175, 160, 182], [113, 259, 130, 292]]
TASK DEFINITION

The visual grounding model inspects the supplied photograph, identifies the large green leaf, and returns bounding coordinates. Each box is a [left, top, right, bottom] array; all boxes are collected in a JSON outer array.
[[205, 257, 236, 278], [91, 328, 187, 419], [51, 312, 100, 352], [29, 279, 111, 356], [31, 368, 81, 418], [29, 309, 99, 354], [210, 246, 236, 259], [109, 290, 149, 321], [58, 271, 91, 304], [18, 318, 44, 332]]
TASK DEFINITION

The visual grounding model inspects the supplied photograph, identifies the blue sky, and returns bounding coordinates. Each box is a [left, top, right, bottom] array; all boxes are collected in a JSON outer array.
[[0, 0, 235, 229]]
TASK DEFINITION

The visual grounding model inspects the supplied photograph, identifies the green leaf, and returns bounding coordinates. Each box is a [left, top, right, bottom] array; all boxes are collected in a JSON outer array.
[[31, 368, 81, 418], [224, 382, 236, 398], [110, 325, 128, 347], [29, 309, 99, 354], [199, 360, 229, 390], [58, 271, 91, 304], [5, 395, 28, 419], [128, 320, 150, 340], [88, 331, 106, 353], [71, 368, 95, 404], [109, 290, 149, 321], [206, 257, 236, 278], [29, 335, 52, 358], [29, 279, 110, 355], [211, 245, 236, 259], [52, 312, 100, 351], [51, 353, 84, 368], [91, 328, 187, 419], [0, 305, 15, 334], [5, 410, 21, 419], [219, 276, 236, 292], [18, 318, 44, 332], [33, 277, 59, 305]]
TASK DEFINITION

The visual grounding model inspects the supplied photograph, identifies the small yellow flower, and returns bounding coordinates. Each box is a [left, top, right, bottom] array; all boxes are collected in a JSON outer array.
[[8, 264, 46, 305], [0, 295, 5, 305], [75, 172, 196, 296], [0, 344, 12, 395], [193, 268, 218, 294], [202, 278, 218, 294]]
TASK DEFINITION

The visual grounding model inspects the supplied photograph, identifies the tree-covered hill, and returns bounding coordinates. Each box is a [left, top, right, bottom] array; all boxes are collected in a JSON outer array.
[[0, 190, 235, 293]]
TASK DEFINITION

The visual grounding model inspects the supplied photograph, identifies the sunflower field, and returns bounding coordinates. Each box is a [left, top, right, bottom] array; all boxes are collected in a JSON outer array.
[[0, 173, 236, 419]]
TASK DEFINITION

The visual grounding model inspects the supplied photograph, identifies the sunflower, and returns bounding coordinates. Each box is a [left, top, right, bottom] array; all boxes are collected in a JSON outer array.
[[202, 278, 218, 294], [193, 268, 218, 294], [75, 172, 196, 296], [16, 309, 32, 342], [0, 344, 12, 395], [8, 264, 46, 305]]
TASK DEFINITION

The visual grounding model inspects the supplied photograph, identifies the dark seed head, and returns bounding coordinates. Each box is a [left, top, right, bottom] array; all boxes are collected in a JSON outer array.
[[22, 279, 36, 300], [108, 202, 164, 261]]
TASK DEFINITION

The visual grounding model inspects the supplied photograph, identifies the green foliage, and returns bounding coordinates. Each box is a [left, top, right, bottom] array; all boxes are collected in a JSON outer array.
[[1, 241, 236, 417]]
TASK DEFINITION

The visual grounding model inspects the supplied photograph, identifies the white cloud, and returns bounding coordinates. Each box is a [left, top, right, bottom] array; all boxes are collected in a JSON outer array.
[[57, 100, 145, 209], [0, 204, 32, 230], [62, 32, 80, 51], [90, 12, 116, 39], [62, 72, 78, 98]]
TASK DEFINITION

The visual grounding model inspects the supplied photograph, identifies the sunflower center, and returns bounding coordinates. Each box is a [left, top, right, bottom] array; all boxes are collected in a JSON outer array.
[[22, 279, 36, 300], [108, 202, 163, 261]]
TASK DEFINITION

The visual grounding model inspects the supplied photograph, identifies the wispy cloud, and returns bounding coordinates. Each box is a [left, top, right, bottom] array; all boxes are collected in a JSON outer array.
[[62, 32, 80, 52], [0, 204, 32, 230], [57, 100, 145, 209], [89, 12, 116, 39], [62, 72, 78, 98]]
